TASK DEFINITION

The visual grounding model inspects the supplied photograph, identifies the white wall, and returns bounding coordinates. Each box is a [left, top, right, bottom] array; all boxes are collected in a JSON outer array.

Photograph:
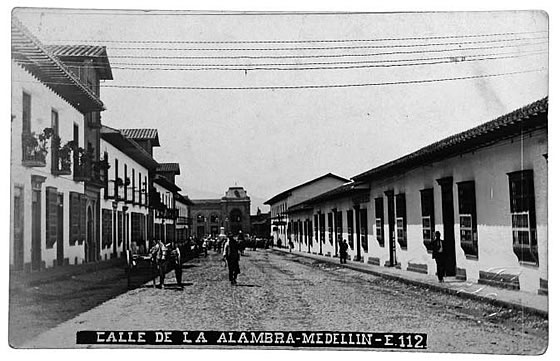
[[11, 62, 86, 269]]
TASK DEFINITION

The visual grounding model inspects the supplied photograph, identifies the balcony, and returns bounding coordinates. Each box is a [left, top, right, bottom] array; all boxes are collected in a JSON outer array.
[[51, 136, 72, 175], [21, 132, 47, 167], [177, 216, 189, 225], [74, 151, 109, 187]]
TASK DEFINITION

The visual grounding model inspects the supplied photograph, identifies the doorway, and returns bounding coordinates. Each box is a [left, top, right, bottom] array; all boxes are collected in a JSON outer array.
[[13, 186, 24, 270], [437, 177, 457, 276], [354, 206, 361, 261], [56, 193, 64, 266], [86, 206, 94, 262], [31, 189, 41, 270]]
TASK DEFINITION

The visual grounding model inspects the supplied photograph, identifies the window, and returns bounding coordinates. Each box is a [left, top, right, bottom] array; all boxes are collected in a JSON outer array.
[[458, 181, 478, 258], [197, 214, 205, 223], [314, 214, 319, 243], [328, 212, 333, 244], [508, 170, 538, 264], [319, 213, 325, 243], [395, 193, 407, 249], [102, 209, 113, 249], [210, 214, 219, 223], [22, 92, 31, 133], [360, 208, 368, 252], [346, 210, 354, 249], [420, 189, 435, 252], [374, 198, 384, 247], [69, 192, 86, 245], [46, 186, 58, 249]]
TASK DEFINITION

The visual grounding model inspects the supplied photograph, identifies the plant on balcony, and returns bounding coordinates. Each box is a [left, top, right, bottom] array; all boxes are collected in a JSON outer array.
[[52, 138, 75, 174], [22, 127, 54, 166]]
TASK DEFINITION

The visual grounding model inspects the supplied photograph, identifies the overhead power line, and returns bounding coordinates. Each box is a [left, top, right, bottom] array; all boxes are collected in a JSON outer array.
[[46, 30, 548, 44], [105, 36, 548, 51], [15, 68, 545, 90], [41, 41, 549, 60], [15, 51, 546, 72]]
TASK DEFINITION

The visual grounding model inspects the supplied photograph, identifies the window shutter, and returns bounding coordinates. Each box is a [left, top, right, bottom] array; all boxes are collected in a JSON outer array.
[[69, 192, 80, 245], [79, 194, 86, 243], [46, 186, 58, 249], [102, 209, 112, 249]]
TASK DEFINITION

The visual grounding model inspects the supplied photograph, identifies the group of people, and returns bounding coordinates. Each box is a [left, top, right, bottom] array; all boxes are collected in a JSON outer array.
[[149, 239, 183, 289]]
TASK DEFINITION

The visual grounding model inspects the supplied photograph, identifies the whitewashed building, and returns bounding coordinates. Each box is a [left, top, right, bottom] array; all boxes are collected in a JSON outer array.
[[99, 126, 159, 259], [10, 18, 106, 270], [288, 98, 547, 294], [264, 173, 349, 247]]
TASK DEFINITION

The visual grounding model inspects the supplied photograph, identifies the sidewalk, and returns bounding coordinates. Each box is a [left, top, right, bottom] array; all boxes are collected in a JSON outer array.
[[272, 248, 548, 317], [9, 258, 125, 289]]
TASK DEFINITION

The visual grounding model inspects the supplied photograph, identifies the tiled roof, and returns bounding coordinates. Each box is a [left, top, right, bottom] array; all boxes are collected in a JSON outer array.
[[120, 129, 160, 146], [46, 44, 113, 80], [287, 181, 369, 212], [264, 173, 349, 205], [11, 17, 104, 113], [353, 97, 548, 182], [100, 126, 158, 170], [156, 162, 181, 174]]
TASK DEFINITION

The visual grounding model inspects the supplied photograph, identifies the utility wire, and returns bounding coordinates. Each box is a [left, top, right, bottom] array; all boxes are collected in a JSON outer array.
[[15, 68, 545, 90], [17, 48, 545, 69], [15, 51, 546, 72], [39, 41, 549, 60], [104, 36, 548, 51], [46, 30, 548, 44]]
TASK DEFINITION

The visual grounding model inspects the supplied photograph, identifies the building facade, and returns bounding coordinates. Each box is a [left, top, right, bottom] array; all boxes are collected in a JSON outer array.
[[287, 98, 547, 294], [264, 173, 349, 247], [191, 186, 251, 237], [10, 18, 109, 270]]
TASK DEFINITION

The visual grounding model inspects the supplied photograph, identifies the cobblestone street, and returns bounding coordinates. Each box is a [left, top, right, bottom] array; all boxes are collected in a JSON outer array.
[[24, 249, 547, 353]]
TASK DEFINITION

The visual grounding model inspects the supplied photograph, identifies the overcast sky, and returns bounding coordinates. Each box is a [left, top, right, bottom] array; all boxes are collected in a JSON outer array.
[[13, 9, 548, 213]]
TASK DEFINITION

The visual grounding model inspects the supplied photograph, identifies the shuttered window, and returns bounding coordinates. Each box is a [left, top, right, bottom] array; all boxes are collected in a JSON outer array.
[[346, 210, 354, 249], [46, 186, 58, 249], [395, 193, 407, 249], [102, 209, 113, 249], [420, 189, 435, 252], [69, 191, 85, 245]]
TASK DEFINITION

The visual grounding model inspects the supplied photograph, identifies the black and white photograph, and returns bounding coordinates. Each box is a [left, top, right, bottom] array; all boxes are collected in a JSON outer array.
[[7, 3, 551, 355]]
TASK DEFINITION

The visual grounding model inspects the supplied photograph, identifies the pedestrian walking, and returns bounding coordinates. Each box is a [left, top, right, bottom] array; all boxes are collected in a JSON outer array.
[[431, 231, 446, 283], [288, 238, 294, 252], [339, 239, 348, 264], [223, 235, 241, 285], [170, 242, 183, 287], [150, 239, 168, 288]]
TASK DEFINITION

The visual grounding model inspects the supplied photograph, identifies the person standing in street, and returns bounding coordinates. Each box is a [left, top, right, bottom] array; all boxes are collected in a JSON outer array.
[[223, 235, 241, 285], [150, 239, 168, 288], [431, 231, 446, 283], [339, 239, 348, 264], [170, 242, 182, 288]]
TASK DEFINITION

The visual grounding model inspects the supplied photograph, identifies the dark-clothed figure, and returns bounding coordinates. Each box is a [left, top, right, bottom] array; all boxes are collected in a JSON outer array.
[[170, 243, 182, 287], [150, 240, 168, 288], [339, 239, 349, 264], [223, 236, 241, 285], [431, 231, 445, 282]]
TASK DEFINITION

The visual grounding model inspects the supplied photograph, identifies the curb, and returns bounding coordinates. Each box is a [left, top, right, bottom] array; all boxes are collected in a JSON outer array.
[[272, 249, 548, 318]]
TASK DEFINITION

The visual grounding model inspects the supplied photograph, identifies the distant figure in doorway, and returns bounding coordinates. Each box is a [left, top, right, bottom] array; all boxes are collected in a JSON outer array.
[[339, 239, 349, 264], [431, 231, 445, 283], [288, 238, 294, 252], [223, 235, 241, 285]]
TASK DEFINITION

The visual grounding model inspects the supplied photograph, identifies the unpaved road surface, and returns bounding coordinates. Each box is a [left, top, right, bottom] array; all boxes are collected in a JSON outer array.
[[18, 249, 547, 353]]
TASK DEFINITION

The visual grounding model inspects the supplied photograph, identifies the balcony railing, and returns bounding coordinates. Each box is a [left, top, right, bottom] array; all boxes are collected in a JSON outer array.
[[177, 216, 189, 225], [74, 152, 109, 186], [51, 136, 72, 175], [22, 132, 47, 167]]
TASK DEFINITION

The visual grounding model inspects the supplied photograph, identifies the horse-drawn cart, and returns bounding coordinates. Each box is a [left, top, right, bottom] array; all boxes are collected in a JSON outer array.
[[124, 249, 157, 289]]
